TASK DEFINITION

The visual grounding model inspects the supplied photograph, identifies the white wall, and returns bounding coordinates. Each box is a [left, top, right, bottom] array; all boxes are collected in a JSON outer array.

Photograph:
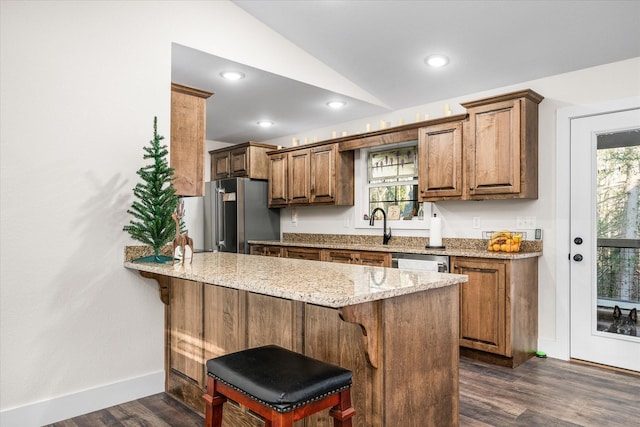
[[0, 1, 372, 425], [264, 58, 640, 358]]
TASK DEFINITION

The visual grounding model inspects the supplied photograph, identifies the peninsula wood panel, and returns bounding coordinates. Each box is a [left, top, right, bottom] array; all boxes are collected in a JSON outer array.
[[168, 278, 204, 385], [304, 304, 378, 427], [245, 293, 304, 353], [161, 276, 460, 425], [382, 286, 459, 426]]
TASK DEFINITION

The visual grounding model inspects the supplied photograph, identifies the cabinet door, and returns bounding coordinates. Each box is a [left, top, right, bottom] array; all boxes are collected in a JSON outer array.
[[453, 257, 508, 356], [169, 278, 204, 386], [170, 84, 212, 197], [467, 99, 521, 197], [284, 247, 321, 261], [268, 153, 288, 207], [310, 145, 335, 204], [356, 251, 392, 267], [212, 151, 230, 180], [419, 122, 463, 200], [323, 249, 356, 264], [250, 244, 282, 257], [230, 147, 249, 176], [288, 149, 311, 204]]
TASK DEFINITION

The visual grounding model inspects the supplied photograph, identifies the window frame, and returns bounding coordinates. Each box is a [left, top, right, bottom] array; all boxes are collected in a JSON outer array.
[[354, 141, 432, 230]]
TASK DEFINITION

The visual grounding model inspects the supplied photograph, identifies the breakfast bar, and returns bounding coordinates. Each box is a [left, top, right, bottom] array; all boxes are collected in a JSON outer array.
[[125, 251, 468, 426]]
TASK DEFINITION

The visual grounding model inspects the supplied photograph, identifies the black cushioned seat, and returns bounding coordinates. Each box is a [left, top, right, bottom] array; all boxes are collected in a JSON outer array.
[[206, 345, 353, 413]]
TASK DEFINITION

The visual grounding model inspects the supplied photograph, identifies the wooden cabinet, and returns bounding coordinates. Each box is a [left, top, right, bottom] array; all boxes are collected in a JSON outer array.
[[461, 89, 543, 200], [267, 142, 354, 208], [250, 244, 392, 267], [322, 249, 391, 267], [418, 120, 464, 200], [267, 152, 288, 207], [210, 141, 276, 180], [452, 256, 538, 367], [284, 246, 322, 261], [288, 148, 311, 204], [249, 244, 282, 257], [170, 83, 213, 197]]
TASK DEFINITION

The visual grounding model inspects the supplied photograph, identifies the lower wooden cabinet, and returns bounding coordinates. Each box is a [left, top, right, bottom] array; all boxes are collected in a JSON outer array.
[[250, 244, 392, 267], [322, 249, 391, 266], [249, 244, 282, 257], [452, 256, 538, 367], [284, 246, 322, 260]]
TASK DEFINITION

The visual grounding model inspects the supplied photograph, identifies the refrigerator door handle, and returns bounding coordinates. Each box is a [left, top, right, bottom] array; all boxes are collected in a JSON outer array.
[[216, 187, 226, 250]]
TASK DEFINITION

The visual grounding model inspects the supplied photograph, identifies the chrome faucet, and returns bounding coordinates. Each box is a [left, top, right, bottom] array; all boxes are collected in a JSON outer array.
[[369, 207, 392, 245]]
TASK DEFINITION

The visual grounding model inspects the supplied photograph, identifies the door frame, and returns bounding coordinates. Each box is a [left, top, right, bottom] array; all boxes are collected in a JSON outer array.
[[552, 96, 640, 360]]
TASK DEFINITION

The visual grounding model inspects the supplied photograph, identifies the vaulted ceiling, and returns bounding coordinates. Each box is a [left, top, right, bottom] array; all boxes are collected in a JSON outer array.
[[171, 1, 640, 144]]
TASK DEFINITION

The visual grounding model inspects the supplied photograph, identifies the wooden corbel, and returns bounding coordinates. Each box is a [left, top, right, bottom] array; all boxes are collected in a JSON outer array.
[[339, 300, 382, 369], [140, 271, 170, 305]]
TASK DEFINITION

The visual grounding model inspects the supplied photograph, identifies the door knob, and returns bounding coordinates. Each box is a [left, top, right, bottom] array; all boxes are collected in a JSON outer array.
[[573, 254, 583, 262], [574, 237, 583, 245]]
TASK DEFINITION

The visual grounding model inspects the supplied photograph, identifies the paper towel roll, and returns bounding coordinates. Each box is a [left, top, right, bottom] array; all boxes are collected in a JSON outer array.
[[429, 214, 443, 247]]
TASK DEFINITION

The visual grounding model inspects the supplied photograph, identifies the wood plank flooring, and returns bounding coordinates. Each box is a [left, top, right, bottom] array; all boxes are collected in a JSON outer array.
[[46, 356, 639, 427]]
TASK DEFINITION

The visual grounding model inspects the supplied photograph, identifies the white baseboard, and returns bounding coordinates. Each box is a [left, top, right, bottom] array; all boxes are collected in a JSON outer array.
[[538, 338, 570, 361], [0, 371, 164, 427]]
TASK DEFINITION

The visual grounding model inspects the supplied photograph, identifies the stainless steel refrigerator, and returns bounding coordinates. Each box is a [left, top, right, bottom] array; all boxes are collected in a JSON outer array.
[[203, 178, 280, 253]]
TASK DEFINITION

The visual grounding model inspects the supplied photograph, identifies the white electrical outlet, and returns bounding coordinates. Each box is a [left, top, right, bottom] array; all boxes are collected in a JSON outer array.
[[472, 217, 480, 229], [291, 208, 298, 224], [516, 216, 536, 229]]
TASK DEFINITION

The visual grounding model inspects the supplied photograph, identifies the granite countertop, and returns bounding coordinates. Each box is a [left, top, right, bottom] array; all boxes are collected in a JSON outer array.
[[124, 251, 467, 308], [249, 236, 542, 260]]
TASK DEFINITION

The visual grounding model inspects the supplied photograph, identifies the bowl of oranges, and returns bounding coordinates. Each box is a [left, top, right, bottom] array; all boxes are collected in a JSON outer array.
[[487, 230, 523, 253]]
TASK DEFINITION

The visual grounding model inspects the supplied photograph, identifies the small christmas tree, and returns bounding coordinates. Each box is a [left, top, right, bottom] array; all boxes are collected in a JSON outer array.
[[123, 117, 178, 263]]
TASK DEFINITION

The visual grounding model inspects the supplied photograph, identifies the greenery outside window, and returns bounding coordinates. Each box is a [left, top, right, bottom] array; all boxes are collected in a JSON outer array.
[[366, 142, 419, 220]]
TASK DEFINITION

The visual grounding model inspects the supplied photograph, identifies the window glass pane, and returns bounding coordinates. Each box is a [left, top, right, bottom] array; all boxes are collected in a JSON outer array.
[[368, 184, 418, 219], [368, 145, 417, 184]]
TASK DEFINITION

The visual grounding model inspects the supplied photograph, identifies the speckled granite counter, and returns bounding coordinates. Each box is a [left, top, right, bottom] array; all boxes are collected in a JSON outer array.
[[250, 232, 542, 259], [124, 250, 467, 308]]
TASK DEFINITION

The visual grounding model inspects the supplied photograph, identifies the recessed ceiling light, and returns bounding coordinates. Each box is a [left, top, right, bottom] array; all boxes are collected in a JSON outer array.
[[326, 100, 347, 109], [424, 55, 449, 68], [256, 120, 274, 128], [220, 71, 245, 81]]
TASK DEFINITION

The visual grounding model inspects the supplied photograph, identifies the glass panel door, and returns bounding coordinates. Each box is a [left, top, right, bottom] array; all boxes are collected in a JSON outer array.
[[570, 109, 640, 372]]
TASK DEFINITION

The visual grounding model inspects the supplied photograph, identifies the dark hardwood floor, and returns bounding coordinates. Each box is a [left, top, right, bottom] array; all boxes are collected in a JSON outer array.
[[46, 356, 638, 427]]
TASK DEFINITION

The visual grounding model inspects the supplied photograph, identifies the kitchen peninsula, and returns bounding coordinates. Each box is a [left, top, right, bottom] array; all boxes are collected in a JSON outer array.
[[125, 250, 468, 426]]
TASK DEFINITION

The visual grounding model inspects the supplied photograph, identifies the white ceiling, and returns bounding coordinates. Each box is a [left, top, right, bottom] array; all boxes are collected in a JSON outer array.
[[171, 0, 640, 144]]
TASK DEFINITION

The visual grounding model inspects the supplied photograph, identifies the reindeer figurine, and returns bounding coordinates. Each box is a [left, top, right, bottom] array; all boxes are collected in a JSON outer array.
[[172, 200, 193, 264]]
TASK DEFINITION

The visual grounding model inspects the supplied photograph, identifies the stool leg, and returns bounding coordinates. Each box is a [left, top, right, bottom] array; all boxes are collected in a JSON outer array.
[[203, 377, 227, 427], [328, 389, 356, 427], [268, 411, 294, 427]]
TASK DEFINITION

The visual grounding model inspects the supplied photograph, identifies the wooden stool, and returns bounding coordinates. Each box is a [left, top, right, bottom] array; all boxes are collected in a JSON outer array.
[[203, 345, 355, 427]]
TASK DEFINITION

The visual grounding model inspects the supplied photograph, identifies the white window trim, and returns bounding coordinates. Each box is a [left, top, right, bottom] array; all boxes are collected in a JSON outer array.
[[354, 144, 433, 230]]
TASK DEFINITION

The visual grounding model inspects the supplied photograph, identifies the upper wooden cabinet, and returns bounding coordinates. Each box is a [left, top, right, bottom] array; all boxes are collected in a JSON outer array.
[[210, 142, 277, 180], [170, 83, 213, 197], [418, 120, 465, 200], [461, 89, 543, 200], [267, 142, 354, 208]]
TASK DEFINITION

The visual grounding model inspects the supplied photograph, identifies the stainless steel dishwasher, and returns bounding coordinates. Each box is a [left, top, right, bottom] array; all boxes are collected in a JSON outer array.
[[391, 252, 450, 273]]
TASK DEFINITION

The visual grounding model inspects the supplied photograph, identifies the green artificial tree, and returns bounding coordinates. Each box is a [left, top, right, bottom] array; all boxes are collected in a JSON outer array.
[[123, 117, 179, 263]]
